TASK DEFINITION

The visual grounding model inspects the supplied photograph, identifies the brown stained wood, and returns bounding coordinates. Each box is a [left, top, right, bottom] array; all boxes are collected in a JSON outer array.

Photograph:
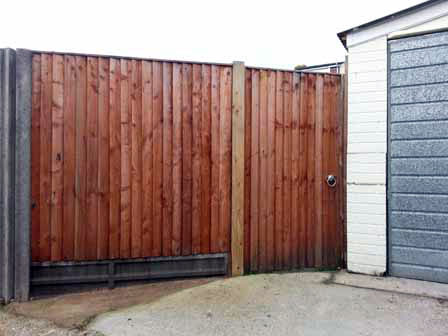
[[120, 59, 131, 258], [172, 63, 182, 256], [210, 65, 220, 253], [74, 56, 87, 261], [200, 64, 211, 254], [131, 60, 143, 258], [314, 75, 324, 267], [62, 55, 76, 261], [274, 71, 283, 270], [142, 60, 153, 257], [219, 67, 232, 253], [328, 75, 339, 267], [282, 72, 292, 269], [50, 54, 64, 261], [109, 58, 121, 259], [231, 62, 245, 275], [290, 73, 300, 269], [243, 68, 252, 272], [86, 57, 99, 261], [258, 69, 268, 272], [266, 70, 276, 272], [306, 75, 316, 268], [322, 74, 331, 267], [162, 62, 173, 257], [249, 69, 259, 272], [97, 58, 110, 260], [297, 73, 308, 268], [152, 61, 163, 257], [192, 64, 202, 255], [31, 55, 41, 261], [182, 63, 193, 256]]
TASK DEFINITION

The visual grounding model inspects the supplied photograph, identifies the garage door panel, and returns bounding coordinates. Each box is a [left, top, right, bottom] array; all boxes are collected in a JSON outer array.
[[391, 158, 448, 175], [392, 246, 448, 269], [390, 64, 448, 87], [390, 211, 448, 231], [391, 194, 448, 212], [391, 141, 448, 158], [390, 45, 448, 69], [391, 229, 448, 250], [391, 176, 448, 194], [391, 121, 448, 140], [391, 102, 448, 122], [389, 31, 448, 52], [391, 82, 448, 104], [390, 263, 448, 283], [389, 31, 448, 283]]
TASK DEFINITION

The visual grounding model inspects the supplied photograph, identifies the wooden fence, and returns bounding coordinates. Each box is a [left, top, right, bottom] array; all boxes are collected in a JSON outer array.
[[243, 69, 344, 272], [31, 53, 232, 262], [29, 51, 345, 272]]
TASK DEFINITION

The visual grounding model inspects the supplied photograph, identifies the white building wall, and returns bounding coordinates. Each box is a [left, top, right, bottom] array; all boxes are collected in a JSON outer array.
[[347, 36, 387, 275]]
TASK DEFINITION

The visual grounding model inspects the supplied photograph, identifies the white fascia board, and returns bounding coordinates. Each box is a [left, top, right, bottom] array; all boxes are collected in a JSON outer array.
[[346, 1, 448, 48]]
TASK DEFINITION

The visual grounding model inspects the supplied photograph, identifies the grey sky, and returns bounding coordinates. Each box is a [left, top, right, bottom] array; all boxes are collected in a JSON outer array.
[[1, 0, 423, 69]]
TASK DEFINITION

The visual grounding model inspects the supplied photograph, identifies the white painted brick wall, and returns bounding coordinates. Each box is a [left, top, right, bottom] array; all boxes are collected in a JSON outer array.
[[347, 36, 387, 275]]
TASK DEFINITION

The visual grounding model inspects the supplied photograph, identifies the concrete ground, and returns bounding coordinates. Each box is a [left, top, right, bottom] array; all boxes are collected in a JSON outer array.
[[1, 271, 448, 335]]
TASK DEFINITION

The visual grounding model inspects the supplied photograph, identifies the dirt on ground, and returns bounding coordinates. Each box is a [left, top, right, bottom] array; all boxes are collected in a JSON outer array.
[[1, 277, 219, 335]]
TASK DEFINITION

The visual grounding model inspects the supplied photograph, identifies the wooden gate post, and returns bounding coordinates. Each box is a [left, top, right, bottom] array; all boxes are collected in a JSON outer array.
[[231, 61, 245, 276]]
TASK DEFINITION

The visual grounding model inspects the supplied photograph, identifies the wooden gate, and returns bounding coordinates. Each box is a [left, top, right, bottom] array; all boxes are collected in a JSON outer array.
[[28, 51, 345, 287], [243, 69, 345, 272]]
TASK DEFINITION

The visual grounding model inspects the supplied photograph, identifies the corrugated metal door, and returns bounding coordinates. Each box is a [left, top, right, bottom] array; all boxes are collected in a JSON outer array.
[[388, 31, 448, 283]]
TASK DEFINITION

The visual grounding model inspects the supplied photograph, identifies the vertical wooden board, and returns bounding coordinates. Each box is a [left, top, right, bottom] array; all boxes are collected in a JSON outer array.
[[210, 65, 220, 253], [266, 70, 276, 271], [97, 58, 110, 260], [50, 54, 64, 261], [182, 63, 193, 256], [322, 75, 332, 267], [298, 73, 308, 268], [200, 64, 211, 255], [282, 71, 292, 269], [74, 56, 87, 261], [162, 62, 173, 257], [258, 69, 268, 272], [243, 68, 252, 272], [31, 55, 41, 261], [62, 55, 76, 261], [141, 60, 153, 257], [290, 73, 301, 269], [249, 69, 260, 272], [219, 66, 232, 253], [328, 75, 339, 267], [152, 61, 163, 256], [314, 75, 324, 267], [274, 70, 283, 270], [109, 58, 121, 259], [172, 63, 182, 256], [131, 60, 143, 258], [86, 57, 99, 260], [40, 54, 52, 261], [120, 59, 131, 258], [192, 64, 202, 255], [306, 74, 316, 267]]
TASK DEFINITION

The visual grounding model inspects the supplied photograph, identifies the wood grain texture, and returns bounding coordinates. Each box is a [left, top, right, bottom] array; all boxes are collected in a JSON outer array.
[[231, 62, 245, 275], [274, 71, 283, 270], [31, 54, 41, 261], [62, 55, 76, 261]]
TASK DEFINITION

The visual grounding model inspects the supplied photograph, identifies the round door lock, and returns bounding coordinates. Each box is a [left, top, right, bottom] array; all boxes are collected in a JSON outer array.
[[326, 175, 337, 188]]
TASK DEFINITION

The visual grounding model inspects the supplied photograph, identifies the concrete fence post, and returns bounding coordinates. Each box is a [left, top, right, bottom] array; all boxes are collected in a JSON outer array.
[[15, 49, 32, 301], [0, 48, 16, 303]]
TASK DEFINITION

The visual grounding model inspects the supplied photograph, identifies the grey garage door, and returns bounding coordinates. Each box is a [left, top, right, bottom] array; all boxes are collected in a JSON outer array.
[[388, 31, 448, 283]]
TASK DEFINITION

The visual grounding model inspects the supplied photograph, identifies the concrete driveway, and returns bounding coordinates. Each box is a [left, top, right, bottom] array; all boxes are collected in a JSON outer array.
[[89, 272, 448, 336]]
